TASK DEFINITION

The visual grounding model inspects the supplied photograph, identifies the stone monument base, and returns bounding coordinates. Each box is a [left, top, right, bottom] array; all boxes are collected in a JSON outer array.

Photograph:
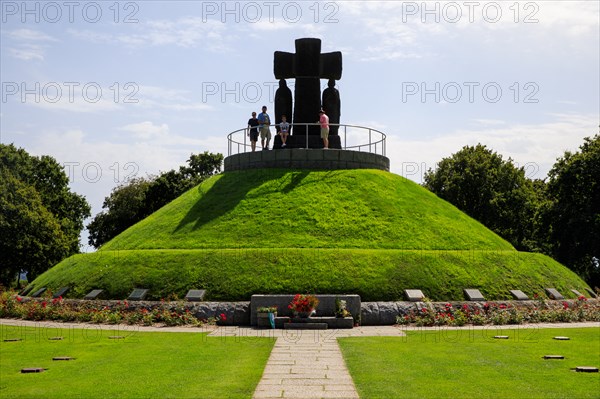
[[273, 134, 342, 149], [224, 149, 389, 172]]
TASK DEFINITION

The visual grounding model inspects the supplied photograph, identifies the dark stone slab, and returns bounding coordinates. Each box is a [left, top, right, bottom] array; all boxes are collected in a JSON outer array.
[[185, 289, 206, 302], [275, 317, 291, 329], [404, 289, 425, 302], [127, 288, 148, 301], [48, 337, 63, 341], [30, 288, 46, 298], [510, 290, 529, 300], [53, 357, 75, 361], [361, 302, 379, 326], [585, 288, 598, 298], [108, 336, 125, 339], [53, 287, 70, 298], [250, 294, 360, 326], [543, 355, 564, 359], [284, 322, 328, 330], [4, 338, 22, 342], [21, 368, 45, 373], [464, 289, 485, 301], [553, 336, 570, 341], [570, 289, 584, 298], [83, 289, 103, 300], [575, 366, 599, 372], [18, 286, 33, 296], [494, 336, 509, 339], [545, 288, 564, 300]]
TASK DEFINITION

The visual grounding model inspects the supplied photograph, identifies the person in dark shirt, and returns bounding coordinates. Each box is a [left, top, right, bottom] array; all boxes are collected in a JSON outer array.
[[247, 111, 259, 152]]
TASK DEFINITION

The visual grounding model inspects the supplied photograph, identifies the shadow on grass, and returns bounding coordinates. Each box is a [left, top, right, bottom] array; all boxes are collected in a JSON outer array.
[[175, 169, 315, 231]]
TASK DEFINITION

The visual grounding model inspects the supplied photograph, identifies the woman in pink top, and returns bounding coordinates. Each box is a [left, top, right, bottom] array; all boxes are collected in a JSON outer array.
[[319, 109, 329, 149]]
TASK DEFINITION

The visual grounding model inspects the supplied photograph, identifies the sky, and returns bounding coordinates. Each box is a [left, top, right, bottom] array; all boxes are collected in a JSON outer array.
[[1, 0, 599, 250]]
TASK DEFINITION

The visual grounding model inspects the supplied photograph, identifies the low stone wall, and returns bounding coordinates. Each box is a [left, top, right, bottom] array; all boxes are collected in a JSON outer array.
[[224, 149, 389, 172]]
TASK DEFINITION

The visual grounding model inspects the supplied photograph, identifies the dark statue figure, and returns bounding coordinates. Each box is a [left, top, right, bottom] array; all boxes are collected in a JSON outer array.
[[274, 38, 342, 136], [274, 79, 293, 134], [322, 79, 340, 135]]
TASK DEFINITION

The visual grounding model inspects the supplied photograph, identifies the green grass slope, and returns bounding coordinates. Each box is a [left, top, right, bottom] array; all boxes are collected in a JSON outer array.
[[101, 169, 514, 251], [28, 169, 590, 301], [30, 249, 589, 301]]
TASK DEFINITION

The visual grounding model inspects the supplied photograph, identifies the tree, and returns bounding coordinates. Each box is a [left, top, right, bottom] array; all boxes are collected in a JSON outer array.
[[423, 144, 540, 251], [539, 135, 600, 287], [87, 152, 223, 248], [0, 144, 90, 286], [0, 144, 91, 256]]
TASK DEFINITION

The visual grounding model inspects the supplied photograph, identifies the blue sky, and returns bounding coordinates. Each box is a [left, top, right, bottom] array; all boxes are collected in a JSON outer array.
[[1, 1, 598, 249]]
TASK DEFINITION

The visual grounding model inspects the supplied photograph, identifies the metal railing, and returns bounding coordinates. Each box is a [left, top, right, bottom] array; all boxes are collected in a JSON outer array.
[[227, 123, 386, 157]]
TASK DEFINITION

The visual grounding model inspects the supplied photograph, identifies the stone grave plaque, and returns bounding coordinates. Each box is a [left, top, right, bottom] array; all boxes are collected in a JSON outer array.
[[53, 357, 75, 361], [570, 289, 584, 298], [585, 288, 598, 298], [185, 289, 206, 302], [494, 336, 509, 339], [18, 286, 33, 296], [545, 288, 564, 300], [404, 289, 425, 302], [21, 368, 45, 373], [575, 366, 599, 373], [83, 289, 103, 300], [48, 337, 63, 341], [543, 355, 564, 359], [127, 288, 148, 301], [53, 287, 70, 298], [30, 288, 46, 298], [4, 338, 22, 342], [108, 336, 125, 339], [553, 336, 570, 341], [509, 290, 529, 300], [464, 289, 485, 301]]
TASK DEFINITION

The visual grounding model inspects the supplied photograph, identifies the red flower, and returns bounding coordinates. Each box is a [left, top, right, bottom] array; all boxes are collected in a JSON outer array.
[[219, 313, 226, 321], [499, 304, 507, 310], [562, 302, 569, 309], [578, 295, 587, 302], [41, 301, 47, 308], [16, 296, 22, 302]]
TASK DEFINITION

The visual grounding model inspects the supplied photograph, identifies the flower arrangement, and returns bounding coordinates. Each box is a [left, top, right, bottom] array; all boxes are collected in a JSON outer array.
[[288, 294, 319, 314], [335, 298, 351, 318]]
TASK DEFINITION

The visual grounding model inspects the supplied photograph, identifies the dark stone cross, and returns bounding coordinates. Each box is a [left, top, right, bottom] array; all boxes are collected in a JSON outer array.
[[274, 38, 342, 136]]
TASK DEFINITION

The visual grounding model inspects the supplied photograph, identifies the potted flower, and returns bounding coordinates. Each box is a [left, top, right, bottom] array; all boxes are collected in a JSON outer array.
[[257, 306, 277, 328], [288, 294, 319, 318]]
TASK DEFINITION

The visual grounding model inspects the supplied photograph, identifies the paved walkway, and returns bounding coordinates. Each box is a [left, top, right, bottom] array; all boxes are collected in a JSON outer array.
[[207, 327, 406, 399]]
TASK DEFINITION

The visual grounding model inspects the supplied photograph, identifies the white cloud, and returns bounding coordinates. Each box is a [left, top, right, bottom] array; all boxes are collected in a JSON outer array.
[[6, 28, 58, 42], [387, 113, 598, 182], [8, 44, 45, 61], [4, 28, 59, 61], [120, 121, 170, 140]]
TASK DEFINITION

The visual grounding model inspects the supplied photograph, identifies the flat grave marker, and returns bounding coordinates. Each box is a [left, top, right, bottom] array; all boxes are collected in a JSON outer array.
[[53, 287, 70, 298], [494, 336, 509, 339], [30, 288, 46, 298], [83, 289, 103, 300], [127, 288, 148, 301], [509, 290, 529, 300], [545, 288, 564, 300], [585, 288, 598, 298], [553, 336, 570, 341], [404, 289, 425, 302], [53, 357, 75, 361], [543, 355, 564, 359], [18, 286, 32, 296], [185, 289, 206, 302], [21, 368, 45, 373], [575, 366, 599, 373], [464, 289, 485, 301], [48, 337, 63, 341]]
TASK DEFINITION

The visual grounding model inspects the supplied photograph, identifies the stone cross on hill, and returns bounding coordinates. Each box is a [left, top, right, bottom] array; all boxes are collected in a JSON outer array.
[[274, 38, 342, 135]]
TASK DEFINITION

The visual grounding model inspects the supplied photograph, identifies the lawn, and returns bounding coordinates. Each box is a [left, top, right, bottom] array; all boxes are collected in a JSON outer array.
[[0, 325, 274, 399], [339, 327, 600, 399]]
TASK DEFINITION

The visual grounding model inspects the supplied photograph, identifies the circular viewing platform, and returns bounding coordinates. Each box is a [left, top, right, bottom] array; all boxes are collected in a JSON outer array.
[[225, 123, 389, 172]]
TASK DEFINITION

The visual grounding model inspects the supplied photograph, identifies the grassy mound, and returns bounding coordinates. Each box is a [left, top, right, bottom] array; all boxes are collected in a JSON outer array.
[[30, 249, 588, 301], [101, 169, 513, 251], [28, 169, 590, 300]]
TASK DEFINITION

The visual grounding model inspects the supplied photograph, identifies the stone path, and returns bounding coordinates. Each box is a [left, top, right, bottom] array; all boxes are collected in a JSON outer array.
[[209, 327, 407, 399]]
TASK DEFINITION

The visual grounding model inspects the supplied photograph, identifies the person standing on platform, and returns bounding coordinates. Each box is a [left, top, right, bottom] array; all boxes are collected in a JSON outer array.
[[319, 109, 329, 149], [258, 105, 271, 150], [247, 111, 259, 152], [279, 115, 290, 148]]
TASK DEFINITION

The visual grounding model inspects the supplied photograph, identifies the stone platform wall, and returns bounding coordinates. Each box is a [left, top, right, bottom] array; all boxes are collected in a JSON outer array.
[[224, 149, 389, 172]]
